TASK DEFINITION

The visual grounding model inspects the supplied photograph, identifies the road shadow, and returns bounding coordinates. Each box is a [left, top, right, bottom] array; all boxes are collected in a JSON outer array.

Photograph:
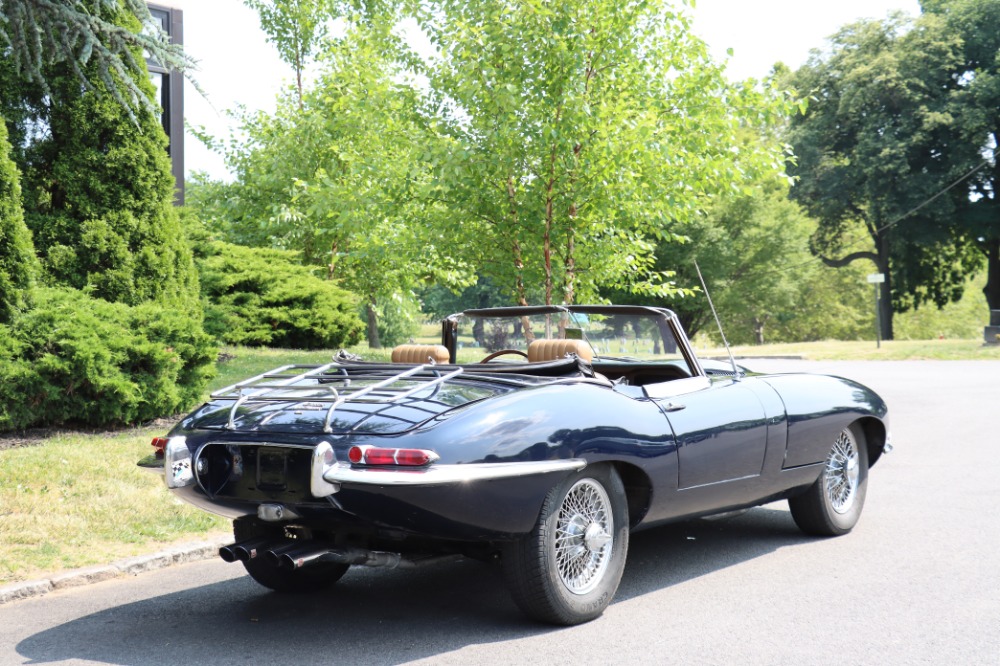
[[17, 506, 810, 665]]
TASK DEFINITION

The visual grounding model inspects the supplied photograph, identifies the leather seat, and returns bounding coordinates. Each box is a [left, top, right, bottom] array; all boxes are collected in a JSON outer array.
[[391, 344, 451, 364], [527, 339, 593, 363]]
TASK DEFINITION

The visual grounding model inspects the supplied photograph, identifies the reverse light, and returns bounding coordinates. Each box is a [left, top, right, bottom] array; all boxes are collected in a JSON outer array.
[[348, 445, 439, 467]]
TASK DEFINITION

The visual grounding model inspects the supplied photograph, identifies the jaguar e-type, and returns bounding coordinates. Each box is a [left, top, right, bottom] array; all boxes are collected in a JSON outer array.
[[141, 305, 890, 625]]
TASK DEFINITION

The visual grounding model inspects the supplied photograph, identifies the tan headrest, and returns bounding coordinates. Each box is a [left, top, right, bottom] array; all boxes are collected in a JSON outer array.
[[391, 344, 450, 364], [527, 339, 593, 363]]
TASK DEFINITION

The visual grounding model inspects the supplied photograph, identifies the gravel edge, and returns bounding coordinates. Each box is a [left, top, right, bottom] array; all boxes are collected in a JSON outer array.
[[0, 534, 232, 606]]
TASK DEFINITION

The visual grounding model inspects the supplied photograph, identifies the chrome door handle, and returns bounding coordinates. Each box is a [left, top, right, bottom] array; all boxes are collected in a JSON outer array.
[[663, 402, 686, 412]]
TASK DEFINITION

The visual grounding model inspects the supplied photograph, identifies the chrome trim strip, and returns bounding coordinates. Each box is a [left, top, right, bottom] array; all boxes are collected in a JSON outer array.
[[322, 459, 586, 487]]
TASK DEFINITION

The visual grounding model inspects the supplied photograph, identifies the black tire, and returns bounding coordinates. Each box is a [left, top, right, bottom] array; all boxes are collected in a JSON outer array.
[[789, 423, 869, 536], [502, 465, 629, 625], [233, 518, 349, 593]]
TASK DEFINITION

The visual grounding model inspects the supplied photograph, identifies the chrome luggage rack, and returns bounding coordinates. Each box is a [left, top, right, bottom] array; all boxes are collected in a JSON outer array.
[[211, 363, 465, 434]]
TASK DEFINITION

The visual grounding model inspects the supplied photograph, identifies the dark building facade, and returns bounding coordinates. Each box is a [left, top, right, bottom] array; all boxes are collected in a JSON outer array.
[[147, 4, 184, 205]]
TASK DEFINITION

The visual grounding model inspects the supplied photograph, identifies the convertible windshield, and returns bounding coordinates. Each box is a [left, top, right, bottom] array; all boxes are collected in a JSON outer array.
[[449, 307, 690, 366]]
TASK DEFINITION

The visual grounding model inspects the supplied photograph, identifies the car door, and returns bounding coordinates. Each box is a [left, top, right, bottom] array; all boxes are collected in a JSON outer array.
[[645, 377, 768, 489]]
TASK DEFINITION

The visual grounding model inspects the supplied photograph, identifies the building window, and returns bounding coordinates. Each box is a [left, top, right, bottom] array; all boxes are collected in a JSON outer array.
[[146, 4, 184, 205]]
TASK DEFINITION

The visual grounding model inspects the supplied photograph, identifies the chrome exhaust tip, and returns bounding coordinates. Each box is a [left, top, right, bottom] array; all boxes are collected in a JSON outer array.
[[219, 537, 271, 563]]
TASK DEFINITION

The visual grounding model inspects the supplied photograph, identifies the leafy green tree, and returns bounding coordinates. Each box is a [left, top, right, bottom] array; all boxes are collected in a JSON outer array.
[[607, 182, 872, 345], [0, 2, 214, 431], [243, 0, 335, 107], [0, 0, 193, 121], [920, 0, 1000, 314], [416, 0, 792, 306], [709, 191, 872, 345], [199, 0, 792, 345], [785, 13, 984, 339], [0, 116, 37, 323], [192, 27, 471, 347]]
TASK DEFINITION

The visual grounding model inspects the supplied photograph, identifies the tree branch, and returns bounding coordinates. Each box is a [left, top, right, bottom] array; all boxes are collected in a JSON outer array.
[[817, 251, 878, 268]]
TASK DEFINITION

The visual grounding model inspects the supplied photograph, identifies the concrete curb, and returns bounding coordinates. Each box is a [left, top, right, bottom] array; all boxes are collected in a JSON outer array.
[[0, 535, 231, 606]]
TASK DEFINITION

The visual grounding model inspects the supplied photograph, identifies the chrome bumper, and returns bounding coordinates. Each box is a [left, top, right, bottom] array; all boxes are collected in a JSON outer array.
[[313, 444, 585, 498], [145, 438, 587, 500]]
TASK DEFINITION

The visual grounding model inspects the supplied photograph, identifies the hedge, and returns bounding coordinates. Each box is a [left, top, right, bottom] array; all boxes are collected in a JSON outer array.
[[0, 287, 215, 432]]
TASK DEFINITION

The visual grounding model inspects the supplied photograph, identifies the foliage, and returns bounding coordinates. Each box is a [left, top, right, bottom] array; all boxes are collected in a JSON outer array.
[[608, 180, 873, 345], [784, 10, 989, 339], [243, 0, 335, 105], [371, 292, 421, 347], [708, 190, 873, 345], [9, 38, 199, 308], [414, 0, 793, 306], [198, 1, 792, 351], [418, 276, 511, 321], [190, 26, 473, 347], [0, 115, 37, 323], [919, 0, 1000, 313], [0, 3, 213, 433], [895, 272, 990, 339], [0, 286, 215, 432], [0, 0, 194, 122], [197, 241, 364, 349]]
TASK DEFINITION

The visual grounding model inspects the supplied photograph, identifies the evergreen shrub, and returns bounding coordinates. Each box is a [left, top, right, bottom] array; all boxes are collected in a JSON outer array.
[[0, 287, 215, 432], [0, 117, 36, 323], [198, 241, 363, 349], [18, 61, 199, 308]]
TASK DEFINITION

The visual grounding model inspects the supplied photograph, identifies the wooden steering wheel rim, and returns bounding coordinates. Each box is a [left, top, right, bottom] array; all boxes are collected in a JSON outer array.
[[480, 348, 530, 363]]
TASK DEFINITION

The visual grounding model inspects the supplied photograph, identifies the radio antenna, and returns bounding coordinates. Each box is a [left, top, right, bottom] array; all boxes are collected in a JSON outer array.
[[694, 260, 741, 381]]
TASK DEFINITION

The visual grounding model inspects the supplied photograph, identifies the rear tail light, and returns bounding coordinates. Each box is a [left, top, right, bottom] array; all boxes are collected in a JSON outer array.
[[348, 445, 438, 467], [151, 437, 169, 459]]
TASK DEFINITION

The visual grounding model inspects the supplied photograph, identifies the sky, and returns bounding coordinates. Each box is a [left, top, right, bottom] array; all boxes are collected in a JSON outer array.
[[164, 0, 922, 181]]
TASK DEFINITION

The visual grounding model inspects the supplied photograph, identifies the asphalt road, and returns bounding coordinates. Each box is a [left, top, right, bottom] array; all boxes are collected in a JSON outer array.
[[2, 360, 998, 665]]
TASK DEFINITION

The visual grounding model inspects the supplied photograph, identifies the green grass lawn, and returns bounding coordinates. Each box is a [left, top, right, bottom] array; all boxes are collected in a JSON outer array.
[[694, 338, 1000, 361], [2, 337, 998, 585]]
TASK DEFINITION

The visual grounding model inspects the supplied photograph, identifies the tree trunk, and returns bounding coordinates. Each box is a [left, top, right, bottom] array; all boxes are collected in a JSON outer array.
[[366, 300, 381, 349], [878, 274, 894, 342], [753, 317, 765, 345], [877, 235, 894, 341], [984, 237, 1000, 312]]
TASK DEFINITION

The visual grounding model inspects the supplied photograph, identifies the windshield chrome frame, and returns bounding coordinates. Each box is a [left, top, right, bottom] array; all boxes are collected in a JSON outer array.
[[444, 305, 704, 378]]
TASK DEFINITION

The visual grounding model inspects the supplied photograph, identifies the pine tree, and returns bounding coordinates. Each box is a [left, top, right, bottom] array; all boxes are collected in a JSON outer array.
[[0, 0, 193, 121], [14, 16, 199, 307]]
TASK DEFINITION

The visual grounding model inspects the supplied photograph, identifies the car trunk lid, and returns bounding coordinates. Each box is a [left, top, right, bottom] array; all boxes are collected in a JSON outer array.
[[190, 365, 517, 435]]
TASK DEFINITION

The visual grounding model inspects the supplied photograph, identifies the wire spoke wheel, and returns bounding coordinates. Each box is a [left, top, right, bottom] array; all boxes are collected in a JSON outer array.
[[824, 429, 861, 514], [502, 465, 629, 625], [554, 479, 614, 595], [789, 423, 869, 537]]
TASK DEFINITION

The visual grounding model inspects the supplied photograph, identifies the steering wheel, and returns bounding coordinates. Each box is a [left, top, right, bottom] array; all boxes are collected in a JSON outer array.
[[480, 349, 529, 363]]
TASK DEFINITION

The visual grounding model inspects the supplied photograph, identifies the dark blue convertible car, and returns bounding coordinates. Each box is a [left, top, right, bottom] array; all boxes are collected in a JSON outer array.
[[143, 305, 891, 625]]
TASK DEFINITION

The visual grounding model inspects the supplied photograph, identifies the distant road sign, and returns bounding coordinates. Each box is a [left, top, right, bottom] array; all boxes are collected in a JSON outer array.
[[867, 273, 885, 284]]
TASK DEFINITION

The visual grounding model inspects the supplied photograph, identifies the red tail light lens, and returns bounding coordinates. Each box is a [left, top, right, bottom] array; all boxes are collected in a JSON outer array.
[[151, 437, 169, 459], [347, 446, 438, 467], [394, 449, 437, 466]]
